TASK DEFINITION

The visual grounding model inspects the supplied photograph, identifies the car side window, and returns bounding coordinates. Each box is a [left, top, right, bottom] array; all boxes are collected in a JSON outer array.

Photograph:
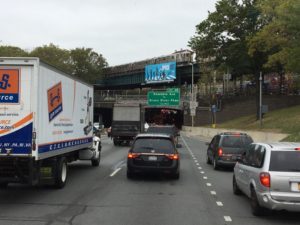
[[243, 144, 255, 165], [210, 136, 217, 148], [252, 145, 266, 168]]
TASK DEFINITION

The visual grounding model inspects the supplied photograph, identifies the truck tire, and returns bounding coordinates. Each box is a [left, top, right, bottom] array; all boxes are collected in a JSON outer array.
[[113, 138, 119, 146], [54, 157, 68, 189], [91, 151, 101, 167]]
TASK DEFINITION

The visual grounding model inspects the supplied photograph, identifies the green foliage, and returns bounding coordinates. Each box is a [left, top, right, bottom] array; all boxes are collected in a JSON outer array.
[[0, 43, 108, 84], [248, 0, 300, 73], [70, 48, 108, 84], [0, 45, 28, 57], [189, 0, 262, 78], [30, 43, 73, 74]]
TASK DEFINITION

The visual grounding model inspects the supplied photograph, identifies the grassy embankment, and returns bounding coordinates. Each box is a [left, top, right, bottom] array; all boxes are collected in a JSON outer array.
[[216, 105, 300, 142]]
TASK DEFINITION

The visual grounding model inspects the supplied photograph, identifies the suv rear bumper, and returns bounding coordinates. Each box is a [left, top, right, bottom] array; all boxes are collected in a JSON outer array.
[[127, 160, 179, 174], [216, 159, 236, 167], [257, 192, 300, 211]]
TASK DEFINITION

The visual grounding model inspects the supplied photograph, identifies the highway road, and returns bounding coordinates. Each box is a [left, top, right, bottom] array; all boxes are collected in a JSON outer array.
[[0, 134, 300, 225]]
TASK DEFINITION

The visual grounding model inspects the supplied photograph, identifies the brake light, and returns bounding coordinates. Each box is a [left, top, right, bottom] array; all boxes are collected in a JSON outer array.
[[218, 148, 223, 156], [166, 154, 179, 160], [295, 148, 300, 151], [260, 172, 270, 188], [128, 153, 140, 159]]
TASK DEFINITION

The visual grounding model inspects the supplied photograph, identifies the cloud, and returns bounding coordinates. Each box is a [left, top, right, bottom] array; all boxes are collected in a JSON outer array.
[[0, 0, 216, 65]]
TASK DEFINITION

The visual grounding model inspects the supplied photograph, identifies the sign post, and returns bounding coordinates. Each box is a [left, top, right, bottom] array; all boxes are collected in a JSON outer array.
[[147, 88, 180, 106]]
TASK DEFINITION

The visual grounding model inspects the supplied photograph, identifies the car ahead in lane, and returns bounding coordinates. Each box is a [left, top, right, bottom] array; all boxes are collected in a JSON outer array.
[[127, 133, 180, 179], [233, 142, 300, 216], [146, 125, 181, 147], [206, 132, 253, 170]]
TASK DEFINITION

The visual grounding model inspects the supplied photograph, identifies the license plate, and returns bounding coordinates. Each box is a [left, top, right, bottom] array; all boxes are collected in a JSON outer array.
[[148, 156, 157, 161]]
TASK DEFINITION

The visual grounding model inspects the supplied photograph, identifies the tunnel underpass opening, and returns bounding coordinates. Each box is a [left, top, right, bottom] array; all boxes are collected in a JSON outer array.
[[144, 107, 183, 129]]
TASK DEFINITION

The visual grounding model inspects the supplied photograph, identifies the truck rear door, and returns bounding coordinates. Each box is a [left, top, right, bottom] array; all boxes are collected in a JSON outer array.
[[0, 63, 34, 156]]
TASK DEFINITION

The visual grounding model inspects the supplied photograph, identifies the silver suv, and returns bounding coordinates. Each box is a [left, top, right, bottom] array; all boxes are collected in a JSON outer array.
[[233, 142, 300, 216]]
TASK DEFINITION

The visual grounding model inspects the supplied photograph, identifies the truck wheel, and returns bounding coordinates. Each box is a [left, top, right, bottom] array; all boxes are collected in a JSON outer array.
[[91, 151, 101, 167], [54, 157, 68, 189], [113, 139, 118, 146]]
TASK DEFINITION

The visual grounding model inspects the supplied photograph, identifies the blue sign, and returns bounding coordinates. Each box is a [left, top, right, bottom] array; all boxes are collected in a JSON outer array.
[[145, 62, 176, 83]]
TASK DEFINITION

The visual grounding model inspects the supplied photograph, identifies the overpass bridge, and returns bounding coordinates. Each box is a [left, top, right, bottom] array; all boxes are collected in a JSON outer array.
[[94, 49, 200, 90], [93, 50, 200, 128]]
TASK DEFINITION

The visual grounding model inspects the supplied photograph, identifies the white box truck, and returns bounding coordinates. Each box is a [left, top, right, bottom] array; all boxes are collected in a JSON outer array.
[[0, 57, 101, 188]]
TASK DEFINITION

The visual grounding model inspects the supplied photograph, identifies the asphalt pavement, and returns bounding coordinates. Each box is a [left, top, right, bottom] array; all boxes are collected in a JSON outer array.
[[0, 135, 299, 225]]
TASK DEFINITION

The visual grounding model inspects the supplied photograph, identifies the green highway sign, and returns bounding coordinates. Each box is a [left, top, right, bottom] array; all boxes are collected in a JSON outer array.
[[147, 88, 180, 106]]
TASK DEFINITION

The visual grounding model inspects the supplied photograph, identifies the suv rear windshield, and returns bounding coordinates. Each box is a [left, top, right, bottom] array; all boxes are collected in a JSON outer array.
[[132, 138, 175, 154], [269, 151, 300, 172], [221, 135, 253, 148]]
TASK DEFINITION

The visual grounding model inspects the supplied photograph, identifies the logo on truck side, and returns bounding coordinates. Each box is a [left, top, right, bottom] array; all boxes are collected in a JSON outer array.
[[0, 69, 20, 104], [47, 82, 63, 122]]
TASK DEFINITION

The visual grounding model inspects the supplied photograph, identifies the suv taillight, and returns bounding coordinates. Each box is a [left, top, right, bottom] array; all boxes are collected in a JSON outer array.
[[218, 148, 223, 156], [128, 153, 140, 159], [260, 172, 270, 188], [166, 154, 179, 160]]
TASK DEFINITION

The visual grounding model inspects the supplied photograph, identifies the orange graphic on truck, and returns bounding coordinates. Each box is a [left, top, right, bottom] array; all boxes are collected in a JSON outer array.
[[47, 82, 63, 122], [0, 69, 20, 104]]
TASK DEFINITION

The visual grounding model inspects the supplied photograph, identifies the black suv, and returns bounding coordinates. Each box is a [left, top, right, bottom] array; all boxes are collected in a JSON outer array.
[[127, 133, 180, 179], [206, 132, 253, 170]]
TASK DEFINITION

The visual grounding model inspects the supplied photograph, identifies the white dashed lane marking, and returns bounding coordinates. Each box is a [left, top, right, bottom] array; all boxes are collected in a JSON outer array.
[[216, 201, 223, 206], [110, 168, 122, 177], [224, 216, 232, 222], [211, 191, 216, 195]]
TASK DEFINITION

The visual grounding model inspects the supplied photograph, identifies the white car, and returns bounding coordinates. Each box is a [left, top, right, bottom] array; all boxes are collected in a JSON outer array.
[[233, 142, 300, 216]]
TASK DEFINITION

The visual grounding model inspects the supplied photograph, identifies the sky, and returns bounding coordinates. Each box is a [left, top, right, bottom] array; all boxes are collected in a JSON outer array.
[[0, 0, 217, 66]]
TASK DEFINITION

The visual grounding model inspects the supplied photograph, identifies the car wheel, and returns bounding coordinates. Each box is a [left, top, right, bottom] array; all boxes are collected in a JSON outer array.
[[250, 188, 265, 216], [206, 154, 211, 164], [213, 157, 219, 170], [233, 175, 242, 195]]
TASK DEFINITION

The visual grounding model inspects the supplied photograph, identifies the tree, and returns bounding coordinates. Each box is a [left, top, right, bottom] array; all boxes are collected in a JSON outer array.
[[189, 0, 261, 78], [29, 43, 73, 74], [0, 45, 28, 57], [248, 0, 300, 73], [70, 47, 108, 83]]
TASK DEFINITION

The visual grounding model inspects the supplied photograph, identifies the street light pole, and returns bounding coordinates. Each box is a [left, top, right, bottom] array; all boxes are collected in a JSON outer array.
[[191, 61, 194, 127], [259, 71, 262, 127]]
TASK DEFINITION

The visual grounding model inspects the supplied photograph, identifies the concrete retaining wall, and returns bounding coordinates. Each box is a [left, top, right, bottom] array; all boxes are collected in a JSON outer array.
[[182, 126, 288, 142]]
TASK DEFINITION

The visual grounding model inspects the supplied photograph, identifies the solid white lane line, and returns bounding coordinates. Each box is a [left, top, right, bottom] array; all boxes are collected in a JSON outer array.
[[224, 216, 232, 222], [203, 176, 208, 179], [110, 168, 122, 177], [216, 201, 223, 206], [210, 191, 216, 195], [206, 183, 212, 186]]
